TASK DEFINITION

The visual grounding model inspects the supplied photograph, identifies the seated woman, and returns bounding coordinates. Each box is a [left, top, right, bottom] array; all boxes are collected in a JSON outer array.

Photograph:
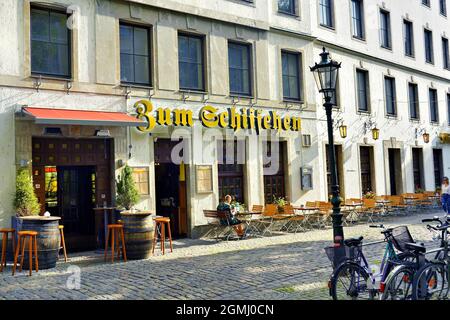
[[217, 195, 246, 237]]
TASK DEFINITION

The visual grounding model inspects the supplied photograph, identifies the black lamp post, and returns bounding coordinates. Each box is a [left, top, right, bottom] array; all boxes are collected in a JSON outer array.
[[310, 47, 344, 247]]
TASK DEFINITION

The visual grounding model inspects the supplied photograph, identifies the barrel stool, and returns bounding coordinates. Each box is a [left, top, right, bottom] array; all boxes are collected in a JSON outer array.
[[58, 225, 68, 262], [104, 224, 127, 263], [152, 217, 173, 255], [0, 229, 15, 272], [13, 231, 38, 276]]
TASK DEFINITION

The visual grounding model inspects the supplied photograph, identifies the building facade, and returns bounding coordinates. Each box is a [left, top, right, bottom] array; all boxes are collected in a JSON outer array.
[[0, 0, 448, 246]]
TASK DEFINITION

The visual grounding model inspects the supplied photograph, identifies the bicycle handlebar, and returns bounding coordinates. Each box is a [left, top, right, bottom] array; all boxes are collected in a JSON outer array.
[[369, 224, 384, 229]]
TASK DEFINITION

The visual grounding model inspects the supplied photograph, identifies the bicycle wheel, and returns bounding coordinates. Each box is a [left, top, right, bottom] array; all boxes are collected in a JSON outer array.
[[412, 263, 446, 300], [381, 265, 414, 300], [331, 262, 373, 300]]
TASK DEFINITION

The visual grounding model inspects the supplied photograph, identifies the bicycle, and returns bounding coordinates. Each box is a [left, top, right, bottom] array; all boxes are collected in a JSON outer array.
[[380, 216, 450, 300], [410, 216, 450, 300], [325, 225, 416, 300]]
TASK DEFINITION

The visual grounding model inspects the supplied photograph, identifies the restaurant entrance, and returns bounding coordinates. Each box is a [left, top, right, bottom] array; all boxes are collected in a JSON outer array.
[[154, 139, 188, 238], [32, 137, 113, 251]]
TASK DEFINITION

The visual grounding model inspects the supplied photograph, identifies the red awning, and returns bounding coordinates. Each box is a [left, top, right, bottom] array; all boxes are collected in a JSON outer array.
[[22, 107, 145, 127]]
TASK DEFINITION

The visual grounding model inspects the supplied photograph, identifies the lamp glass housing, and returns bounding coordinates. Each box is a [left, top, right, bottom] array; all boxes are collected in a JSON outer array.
[[372, 127, 380, 140], [310, 48, 341, 101], [339, 124, 347, 139]]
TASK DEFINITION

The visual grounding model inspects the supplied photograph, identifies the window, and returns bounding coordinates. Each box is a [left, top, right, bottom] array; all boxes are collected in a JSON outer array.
[[218, 140, 245, 203], [120, 23, 151, 86], [433, 149, 444, 188], [408, 83, 419, 120], [132, 167, 149, 195], [403, 20, 414, 57], [319, 0, 334, 28], [356, 69, 369, 112], [384, 76, 396, 116], [360, 146, 374, 193], [178, 33, 205, 91], [278, 0, 296, 15], [380, 10, 391, 49], [31, 6, 71, 78], [281, 51, 302, 101], [429, 88, 439, 123], [443, 37, 450, 69], [424, 29, 434, 64], [351, 0, 365, 39], [448, 94, 450, 125], [263, 141, 286, 204], [422, 0, 430, 7], [228, 42, 252, 97], [440, 0, 447, 15]]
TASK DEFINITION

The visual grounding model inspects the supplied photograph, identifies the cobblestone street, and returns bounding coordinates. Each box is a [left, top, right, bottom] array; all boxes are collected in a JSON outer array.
[[0, 210, 444, 300]]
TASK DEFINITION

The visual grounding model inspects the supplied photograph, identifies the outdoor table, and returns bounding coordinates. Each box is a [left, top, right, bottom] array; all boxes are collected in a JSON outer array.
[[343, 203, 363, 222], [403, 196, 418, 212], [93, 207, 117, 251], [236, 211, 263, 237], [376, 200, 391, 216], [293, 207, 319, 228]]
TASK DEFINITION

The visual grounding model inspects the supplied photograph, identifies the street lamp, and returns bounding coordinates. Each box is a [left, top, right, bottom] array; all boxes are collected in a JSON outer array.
[[339, 124, 348, 139], [310, 47, 344, 247], [372, 127, 380, 141]]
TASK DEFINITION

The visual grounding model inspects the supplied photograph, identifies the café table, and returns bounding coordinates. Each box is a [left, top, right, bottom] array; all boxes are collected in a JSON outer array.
[[293, 207, 319, 229], [236, 211, 263, 237], [376, 200, 392, 216], [403, 196, 418, 212], [343, 203, 363, 223], [93, 206, 117, 251]]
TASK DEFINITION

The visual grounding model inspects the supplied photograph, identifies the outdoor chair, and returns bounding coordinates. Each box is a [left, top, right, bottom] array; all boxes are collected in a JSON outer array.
[[257, 204, 279, 236], [357, 199, 383, 223], [203, 210, 235, 241], [415, 193, 433, 207], [251, 205, 264, 213], [286, 206, 307, 233], [278, 205, 297, 232], [387, 196, 408, 216]]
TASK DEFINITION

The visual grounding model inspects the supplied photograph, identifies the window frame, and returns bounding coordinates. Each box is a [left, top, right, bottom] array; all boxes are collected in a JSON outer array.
[[319, 0, 335, 29], [440, 0, 448, 16], [30, 4, 72, 79], [119, 21, 152, 87], [379, 9, 392, 50], [424, 28, 435, 64], [228, 40, 253, 98], [403, 19, 415, 58], [277, 0, 297, 16], [447, 93, 450, 125], [384, 76, 397, 117], [281, 50, 303, 102], [442, 37, 450, 70], [429, 88, 439, 123], [408, 82, 420, 120], [355, 68, 370, 113], [350, 0, 365, 40], [177, 32, 206, 92]]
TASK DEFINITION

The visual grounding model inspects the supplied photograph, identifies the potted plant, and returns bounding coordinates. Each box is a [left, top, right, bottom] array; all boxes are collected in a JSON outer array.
[[272, 196, 287, 213], [363, 191, 376, 200], [13, 168, 61, 269], [116, 165, 153, 260]]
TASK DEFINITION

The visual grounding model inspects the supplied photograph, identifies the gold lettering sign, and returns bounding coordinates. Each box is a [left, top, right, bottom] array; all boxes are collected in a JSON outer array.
[[134, 100, 301, 135]]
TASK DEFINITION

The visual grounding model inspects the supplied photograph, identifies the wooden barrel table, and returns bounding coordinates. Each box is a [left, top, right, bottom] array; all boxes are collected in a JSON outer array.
[[18, 216, 61, 270], [120, 211, 154, 260]]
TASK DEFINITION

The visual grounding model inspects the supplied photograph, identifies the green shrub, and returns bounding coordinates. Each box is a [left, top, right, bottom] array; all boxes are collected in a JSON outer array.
[[13, 168, 40, 216], [116, 165, 140, 210]]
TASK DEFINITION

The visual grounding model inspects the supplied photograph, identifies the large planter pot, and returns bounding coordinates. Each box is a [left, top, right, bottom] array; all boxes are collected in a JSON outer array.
[[17, 216, 61, 270], [120, 212, 154, 260]]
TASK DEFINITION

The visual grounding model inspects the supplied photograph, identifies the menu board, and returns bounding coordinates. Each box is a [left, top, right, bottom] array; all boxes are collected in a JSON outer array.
[[196, 165, 213, 193]]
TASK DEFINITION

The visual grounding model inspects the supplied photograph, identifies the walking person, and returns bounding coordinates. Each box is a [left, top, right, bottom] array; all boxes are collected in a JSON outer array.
[[441, 177, 450, 215]]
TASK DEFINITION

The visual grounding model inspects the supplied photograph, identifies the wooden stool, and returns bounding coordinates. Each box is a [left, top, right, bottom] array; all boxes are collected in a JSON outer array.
[[104, 224, 127, 263], [0, 229, 15, 272], [58, 225, 68, 262], [13, 231, 38, 276], [152, 217, 173, 255]]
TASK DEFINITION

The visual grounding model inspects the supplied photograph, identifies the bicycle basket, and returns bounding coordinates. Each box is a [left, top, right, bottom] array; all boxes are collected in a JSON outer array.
[[391, 226, 415, 252], [324, 245, 360, 269]]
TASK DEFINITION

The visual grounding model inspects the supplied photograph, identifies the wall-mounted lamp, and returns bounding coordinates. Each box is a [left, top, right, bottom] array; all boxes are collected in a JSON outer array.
[[372, 127, 380, 141], [334, 118, 347, 139], [415, 128, 430, 144], [363, 118, 379, 141]]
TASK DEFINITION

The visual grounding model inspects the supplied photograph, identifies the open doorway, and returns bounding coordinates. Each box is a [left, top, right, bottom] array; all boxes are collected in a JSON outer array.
[[388, 148, 403, 195], [154, 139, 188, 238]]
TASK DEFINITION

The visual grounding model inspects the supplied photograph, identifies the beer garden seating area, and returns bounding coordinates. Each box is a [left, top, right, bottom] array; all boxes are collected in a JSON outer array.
[[203, 192, 442, 241]]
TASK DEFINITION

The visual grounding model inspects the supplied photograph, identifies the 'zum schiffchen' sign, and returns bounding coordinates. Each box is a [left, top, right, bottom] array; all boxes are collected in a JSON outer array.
[[134, 100, 301, 135]]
